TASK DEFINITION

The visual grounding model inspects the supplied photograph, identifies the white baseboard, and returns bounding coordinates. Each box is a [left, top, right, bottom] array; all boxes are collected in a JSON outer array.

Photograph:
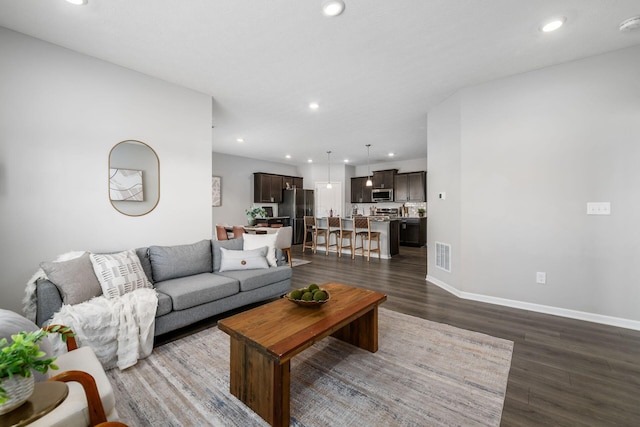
[[426, 275, 640, 331]]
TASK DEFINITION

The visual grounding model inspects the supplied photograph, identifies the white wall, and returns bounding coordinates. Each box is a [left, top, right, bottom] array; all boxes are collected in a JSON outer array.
[[0, 27, 212, 313], [211, 152, 300, 226], [427, 45, 640, 325]]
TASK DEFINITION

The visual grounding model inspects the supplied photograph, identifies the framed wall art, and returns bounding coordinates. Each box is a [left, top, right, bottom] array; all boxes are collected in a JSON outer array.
[[212, 176, 221, 206]]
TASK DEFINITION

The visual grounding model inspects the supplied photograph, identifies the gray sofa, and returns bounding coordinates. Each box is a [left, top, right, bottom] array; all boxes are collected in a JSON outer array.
[[35, 238, 292, 336]]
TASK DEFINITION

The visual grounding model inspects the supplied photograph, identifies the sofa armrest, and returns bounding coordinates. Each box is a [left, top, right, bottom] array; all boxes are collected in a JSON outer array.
[[36, 278, 63, 327]]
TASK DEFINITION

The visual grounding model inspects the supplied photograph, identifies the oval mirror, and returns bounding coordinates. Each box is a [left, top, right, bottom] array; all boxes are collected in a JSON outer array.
[[109, 140, 160, 216]]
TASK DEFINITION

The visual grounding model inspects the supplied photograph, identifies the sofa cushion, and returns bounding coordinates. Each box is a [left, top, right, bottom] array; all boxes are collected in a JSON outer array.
[[90, 250, 153, 299], [243, 233, 278, 267], [135, 247, 153, 285], [155, 291, 173, 317], [149, 240, 212, 282], [217, 265, 292, 292], [154, 273, 239, 311], [40, 252, 103, 305], [219, 247, 269, 272], [211, 238, 244, 272]]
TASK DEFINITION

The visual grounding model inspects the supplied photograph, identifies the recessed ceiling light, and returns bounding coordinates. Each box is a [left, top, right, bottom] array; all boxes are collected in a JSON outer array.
[[236, 138, 244, 143], [285, 154, 291, 159], [308, 159, 313, 163], [619, 16, 640, 32], [309, 102, 320, 110], [321, 0, 345, 17], [388, 152, 395, 157], [65, 0, 88, 5], [541, 17, 566, 32], [344, 159, 349, 163]]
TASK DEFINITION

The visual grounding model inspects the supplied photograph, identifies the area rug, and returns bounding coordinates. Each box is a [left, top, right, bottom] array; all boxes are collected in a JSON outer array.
[[290, 258, 311, 267], [107, 308, 513, 426]]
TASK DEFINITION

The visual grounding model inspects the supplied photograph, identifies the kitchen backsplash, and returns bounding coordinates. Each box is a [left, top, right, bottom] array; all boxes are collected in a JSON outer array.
[[350, 201, 426, 217]]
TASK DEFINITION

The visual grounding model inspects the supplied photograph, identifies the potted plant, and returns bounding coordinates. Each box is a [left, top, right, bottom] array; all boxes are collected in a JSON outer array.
[[417, 208, 426, 217], [0, 325, 71, 414], [245, 206, 268, 226]]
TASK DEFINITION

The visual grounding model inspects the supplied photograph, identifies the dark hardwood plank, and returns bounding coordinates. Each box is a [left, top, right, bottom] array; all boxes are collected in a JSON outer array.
[[157, 244, 640, 426], [288, 245, 640, 427]]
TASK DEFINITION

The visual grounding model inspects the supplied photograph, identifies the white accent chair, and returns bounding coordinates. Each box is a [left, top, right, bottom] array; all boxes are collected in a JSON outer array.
[[275, 226, 293, 267], [0, 309, 120, 427]]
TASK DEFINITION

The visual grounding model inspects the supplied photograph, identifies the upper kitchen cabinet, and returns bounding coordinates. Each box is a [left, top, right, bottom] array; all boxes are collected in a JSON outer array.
[[372, 169, 397, 189], [254, 173, 283, 203], [282, 176, 303, 190], [394, 171, 426, 202], [351, 176, 372, 203]]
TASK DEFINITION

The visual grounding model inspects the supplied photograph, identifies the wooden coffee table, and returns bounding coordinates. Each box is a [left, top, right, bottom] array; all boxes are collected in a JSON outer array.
[[217, 282, 387, 427]]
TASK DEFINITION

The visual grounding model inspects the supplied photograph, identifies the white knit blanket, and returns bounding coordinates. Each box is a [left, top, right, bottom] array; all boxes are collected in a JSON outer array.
[[24, 252, 158, 370], [49, 288, 157, 370]]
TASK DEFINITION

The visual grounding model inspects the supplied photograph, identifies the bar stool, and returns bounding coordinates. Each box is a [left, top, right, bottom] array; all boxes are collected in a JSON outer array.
[[338, 218, 354, 258], [302, 216, 328, 254], [326, 217, 342, 255], [353, 217, 381, 261]]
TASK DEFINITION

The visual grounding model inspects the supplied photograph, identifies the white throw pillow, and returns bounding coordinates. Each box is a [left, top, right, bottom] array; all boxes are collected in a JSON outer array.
[[243, 233, 278, 267], [90, 250, 153, 299], [219, 247, 269, 272]]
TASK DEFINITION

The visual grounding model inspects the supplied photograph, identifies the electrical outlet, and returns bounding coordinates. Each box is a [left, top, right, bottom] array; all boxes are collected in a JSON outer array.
[[438, 192, 446, 200], [587, 202, 611, 215], [536, 272, 547, 284]]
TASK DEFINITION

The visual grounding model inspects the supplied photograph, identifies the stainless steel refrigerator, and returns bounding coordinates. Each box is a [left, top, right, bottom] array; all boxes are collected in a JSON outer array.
[[279, 189, 314, 245]]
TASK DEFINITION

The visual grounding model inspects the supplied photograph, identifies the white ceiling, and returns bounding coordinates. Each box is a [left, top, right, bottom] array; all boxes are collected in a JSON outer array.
[[1, 0, 639, 166]]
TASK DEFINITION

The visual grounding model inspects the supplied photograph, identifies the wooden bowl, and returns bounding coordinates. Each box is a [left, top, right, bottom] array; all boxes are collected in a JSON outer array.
[[285, 290, 330, 307]]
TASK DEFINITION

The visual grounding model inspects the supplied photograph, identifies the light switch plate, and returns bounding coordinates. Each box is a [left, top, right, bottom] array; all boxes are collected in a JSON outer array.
[[438, 192, 446, 200], [587, 202, 611, 215]]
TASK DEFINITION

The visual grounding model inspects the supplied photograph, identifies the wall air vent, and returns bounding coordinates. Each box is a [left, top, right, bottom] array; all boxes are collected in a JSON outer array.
[[435, 242, 451, 272]]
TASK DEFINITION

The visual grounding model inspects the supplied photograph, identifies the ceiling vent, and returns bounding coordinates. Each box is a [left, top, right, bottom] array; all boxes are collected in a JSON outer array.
[[435, 242, 451, 273], [619, 16, 640, 32]]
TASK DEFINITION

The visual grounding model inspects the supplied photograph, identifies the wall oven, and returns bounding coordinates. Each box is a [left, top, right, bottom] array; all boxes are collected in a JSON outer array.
[[371, 188, 393, 202]]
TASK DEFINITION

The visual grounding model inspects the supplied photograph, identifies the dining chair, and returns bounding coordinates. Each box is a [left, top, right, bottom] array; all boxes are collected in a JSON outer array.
[[215, 224, 229, 241], [232, 226, 245, 239], [352, 217, 380, 261], [275, 226, 293, 267]]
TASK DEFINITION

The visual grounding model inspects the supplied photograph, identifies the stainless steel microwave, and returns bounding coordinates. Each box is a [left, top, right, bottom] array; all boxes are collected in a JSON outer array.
[[372, 188, 393, 202]]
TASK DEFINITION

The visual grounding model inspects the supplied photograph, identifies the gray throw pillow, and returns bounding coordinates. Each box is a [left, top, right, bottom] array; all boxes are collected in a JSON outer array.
[[0, 309, 52, 382], [40, 252, 103, 305], [149, 240, 213, 282], [218, 247, 269, 272], [211, 238, 244, 272]]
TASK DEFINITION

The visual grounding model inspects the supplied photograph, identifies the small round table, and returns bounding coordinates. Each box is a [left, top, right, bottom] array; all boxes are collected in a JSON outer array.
[[0, 381, 68, 427]]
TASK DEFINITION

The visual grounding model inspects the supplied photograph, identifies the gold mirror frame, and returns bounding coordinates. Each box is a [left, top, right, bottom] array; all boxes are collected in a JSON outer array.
[[108, 140, 160, 216]]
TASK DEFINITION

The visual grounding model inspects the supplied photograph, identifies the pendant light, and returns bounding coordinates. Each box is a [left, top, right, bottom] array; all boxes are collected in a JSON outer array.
[[326, 151, 333, 189], [365, 144, 373, 187]]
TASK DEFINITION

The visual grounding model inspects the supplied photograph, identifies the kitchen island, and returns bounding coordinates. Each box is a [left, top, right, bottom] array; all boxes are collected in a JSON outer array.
[[314, 217, 399, 259]]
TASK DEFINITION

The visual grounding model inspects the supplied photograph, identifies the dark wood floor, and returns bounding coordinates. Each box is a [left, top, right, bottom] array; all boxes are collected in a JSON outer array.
[[159, 244, 640, 426], [287, 245, 640, 427]]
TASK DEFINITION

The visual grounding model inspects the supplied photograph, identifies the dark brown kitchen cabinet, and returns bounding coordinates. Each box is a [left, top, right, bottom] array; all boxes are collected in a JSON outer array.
[[394, 171, 426, 202], [282, 176, 303, 190], [399, 217, 426, 247], [350, 177, 372, 203], [254, 173, 283, 203], [372, 169, 397, 189]]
